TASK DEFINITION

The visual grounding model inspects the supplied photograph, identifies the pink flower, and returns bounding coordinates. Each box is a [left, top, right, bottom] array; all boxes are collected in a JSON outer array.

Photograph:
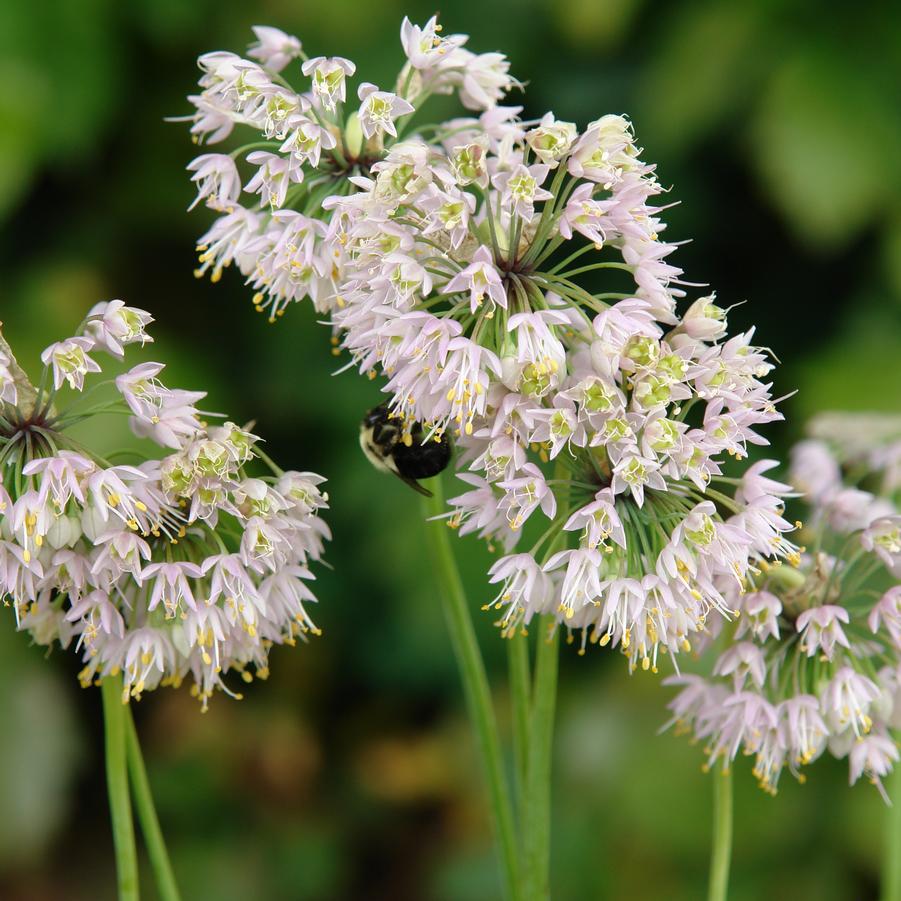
[[563, 488, 626, 550], [542, 548, 604, 619], [796, 605, 851, 660], [444, 246, 506, 316], [558, 183, 611, 245], [488, 553, 554, 628], [248, 26, 302, 73], [849, 733, 898, 801], [141, 561, 204, 619], [869, 586, 901, 646], [713, 642, 767, 689], [735, 590, 782, 642], [41, 337, 101, 391]]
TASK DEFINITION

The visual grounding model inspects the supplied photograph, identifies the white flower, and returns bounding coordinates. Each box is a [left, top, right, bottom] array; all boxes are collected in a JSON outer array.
[[679, 295, 728, 342], [782, 696, 827, 767], [356, 83, 414, 139], [849, 733, 898, 799], [187, 153, 242, 211], [862, 516, 901, 575], [492, 162, 552, 222], [796, 605, 851, 660], [245, 151, 303, 209], [0, 350, 19, 405], [735, 590, 781, 642], [526, 113, 577, 166], [869, 586, 901, 647], [444, 246, 506, 315], [400, 16, 466, 72], [713, 642, 767, 689], [458, 51, 516, 111], [558, 184, 610, 246], [543, 547, 604, 619], [41, 337, 101, 391], [85, 300, 154, 357], [248, 26, 302, 73], [789, 439, 842, 503], [611, 452, 665, 507], [142, 561, 204, 619], [280, 117, 337, 168], [568, 114, 639, 187], [498, 463, 557, 530], [821, 666, 880, 738], [487, 552, 554, 629], [302, 57, 356, 112], [23, 452, 93, 510], [563, 489, 625, 550]]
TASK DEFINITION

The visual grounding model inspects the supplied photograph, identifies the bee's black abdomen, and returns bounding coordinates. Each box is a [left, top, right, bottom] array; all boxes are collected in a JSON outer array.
[[392, 431, 452, 479], [360, 403, 453, 491]]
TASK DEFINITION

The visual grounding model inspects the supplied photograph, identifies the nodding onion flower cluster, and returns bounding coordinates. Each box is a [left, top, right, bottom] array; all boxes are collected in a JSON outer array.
[[805, 411, 901, 497], [181, 17, 795, 674], [180, 17, 518, 322], [665, 422, 901, 797], [0, 302, 329, 709]]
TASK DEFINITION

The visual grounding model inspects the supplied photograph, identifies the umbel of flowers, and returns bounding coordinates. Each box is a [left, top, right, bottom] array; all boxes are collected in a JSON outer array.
[[182, 16, 797, 676], [181, 17, 517, 322], [0, 302, 330, 710], [665, 419, 901, 797]]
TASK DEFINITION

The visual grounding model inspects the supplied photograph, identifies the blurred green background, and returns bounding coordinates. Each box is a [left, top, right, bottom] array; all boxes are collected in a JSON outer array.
[[1, 1, 900, 898]]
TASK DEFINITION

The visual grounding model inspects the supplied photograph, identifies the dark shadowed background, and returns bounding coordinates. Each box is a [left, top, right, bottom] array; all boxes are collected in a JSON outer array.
[[1, 1, 900, 898]]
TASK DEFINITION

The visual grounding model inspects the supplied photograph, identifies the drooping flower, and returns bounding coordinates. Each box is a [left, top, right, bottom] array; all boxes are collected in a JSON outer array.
[[1, 305, 331, 709], [666, 422, 901, 797]]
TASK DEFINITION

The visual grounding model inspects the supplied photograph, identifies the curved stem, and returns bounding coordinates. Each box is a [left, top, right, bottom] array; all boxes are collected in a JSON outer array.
[[101, 676, 140, 901], [884, 752, 901, 901], [522, 621, 559, 901], [708, 767, 733, 901], [126, 709, 182, 901], [423, 480, 521, 901]]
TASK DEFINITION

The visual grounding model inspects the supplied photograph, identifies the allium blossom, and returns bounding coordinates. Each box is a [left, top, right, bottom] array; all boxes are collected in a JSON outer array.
[[181, 18, 518, 322], [180, 17, 794, 677], [666, 424, 901, 796], [1, 306, 330, 709]]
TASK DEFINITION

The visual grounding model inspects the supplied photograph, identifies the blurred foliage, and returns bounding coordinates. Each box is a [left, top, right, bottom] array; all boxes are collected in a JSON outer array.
[[0, 0, 899, 899]]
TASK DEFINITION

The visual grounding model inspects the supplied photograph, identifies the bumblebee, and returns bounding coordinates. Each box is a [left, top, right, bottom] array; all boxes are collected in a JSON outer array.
[[359, 403, 452, 496]]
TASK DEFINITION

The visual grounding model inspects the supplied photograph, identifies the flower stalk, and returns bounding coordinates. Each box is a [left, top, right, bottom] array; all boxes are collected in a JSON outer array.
[[423, 478, 521, 901], [126, 709, 182, 901], [708, 766, 733, 901], [522, 621, 559, 901], [507, 633, 531, 817], [885, 745, 901, 901], [101, 674, 140, 901]]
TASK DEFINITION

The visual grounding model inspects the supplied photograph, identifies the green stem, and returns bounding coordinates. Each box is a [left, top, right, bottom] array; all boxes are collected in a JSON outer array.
[[101, 676, 140, 901], [522, 621, 559, 901], [708, 767, 733, 901], [520, 456, 571, 901], [884, 751, 901, 901], [507, 632, 531, 820], [423, 480, 521, 901], [126, 709, 182, 901]]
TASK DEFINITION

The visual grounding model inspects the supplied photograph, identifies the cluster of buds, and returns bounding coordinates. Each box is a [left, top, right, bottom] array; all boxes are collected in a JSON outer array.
[[666, 420, 901, 796], [0, 302, 329, 709], [181, 17, 518, 321]]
